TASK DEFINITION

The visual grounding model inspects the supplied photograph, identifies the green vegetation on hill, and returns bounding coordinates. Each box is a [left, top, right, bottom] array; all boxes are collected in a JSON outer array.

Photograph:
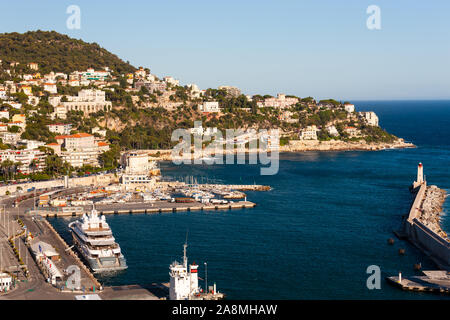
[[0, 30, 136, 74], [0, 30, 401, 178]]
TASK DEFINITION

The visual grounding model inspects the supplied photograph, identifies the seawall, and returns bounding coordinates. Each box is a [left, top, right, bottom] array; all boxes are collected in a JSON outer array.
[[403, 182, 450, 270]]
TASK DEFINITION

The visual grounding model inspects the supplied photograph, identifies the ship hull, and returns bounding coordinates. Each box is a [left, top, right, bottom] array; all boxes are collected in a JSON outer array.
[[69, 225, 128, 273]]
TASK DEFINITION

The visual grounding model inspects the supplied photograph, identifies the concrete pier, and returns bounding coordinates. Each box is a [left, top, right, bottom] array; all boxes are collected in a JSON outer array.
[[387, 271, 450, 294], [28, 200, 256, 217]]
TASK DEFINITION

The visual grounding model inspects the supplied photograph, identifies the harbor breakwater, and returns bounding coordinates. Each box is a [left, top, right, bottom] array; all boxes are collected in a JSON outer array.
[[401, 181, 450, 270]]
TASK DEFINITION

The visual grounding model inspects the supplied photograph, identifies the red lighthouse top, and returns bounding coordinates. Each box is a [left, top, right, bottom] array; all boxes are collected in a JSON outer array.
[[418, 163, 423, 167]]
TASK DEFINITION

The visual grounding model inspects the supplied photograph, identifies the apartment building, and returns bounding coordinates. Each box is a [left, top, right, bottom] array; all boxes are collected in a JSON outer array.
[[49, 89, 112, 118], [0, 148, 46, 173], [119, 151, 159, 191], [55, 133, 110, 168], [47, 123, 72, 135]]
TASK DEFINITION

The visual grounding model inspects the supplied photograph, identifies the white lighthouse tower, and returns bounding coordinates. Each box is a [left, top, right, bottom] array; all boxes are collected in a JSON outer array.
[[413, 162, 425, 189]]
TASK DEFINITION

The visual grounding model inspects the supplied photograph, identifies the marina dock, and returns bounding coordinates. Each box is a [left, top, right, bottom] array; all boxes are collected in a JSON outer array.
[[28, 200, 256, 217], [386, 271, 450, 294], [4, 183, 260, 299]]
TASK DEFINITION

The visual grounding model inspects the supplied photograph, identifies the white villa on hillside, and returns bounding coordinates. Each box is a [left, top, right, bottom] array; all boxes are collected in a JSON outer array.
[[299, 125, 318, 140], [257, 94, 298, 109], [359, 111, 379, 126], [199, 101, 220, 113]]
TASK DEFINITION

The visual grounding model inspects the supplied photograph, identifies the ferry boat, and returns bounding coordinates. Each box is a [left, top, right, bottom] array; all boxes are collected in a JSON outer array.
[[68, 205, 127, 272]]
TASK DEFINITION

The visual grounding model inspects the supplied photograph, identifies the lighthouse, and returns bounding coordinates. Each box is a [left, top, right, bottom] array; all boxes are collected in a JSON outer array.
[[412, 162, 425, 189], [417, 163, 424, 184]]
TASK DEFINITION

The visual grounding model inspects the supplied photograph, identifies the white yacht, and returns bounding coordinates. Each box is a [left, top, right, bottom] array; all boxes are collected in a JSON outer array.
[[68, 205, 127, 272]]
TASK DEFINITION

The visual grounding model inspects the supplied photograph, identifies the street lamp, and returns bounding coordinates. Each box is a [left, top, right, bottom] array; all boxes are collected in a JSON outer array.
[[204, 262, 208, 293]]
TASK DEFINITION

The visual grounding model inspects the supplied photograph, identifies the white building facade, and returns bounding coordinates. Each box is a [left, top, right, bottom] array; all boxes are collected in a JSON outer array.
[[299, 125, 318, 140]]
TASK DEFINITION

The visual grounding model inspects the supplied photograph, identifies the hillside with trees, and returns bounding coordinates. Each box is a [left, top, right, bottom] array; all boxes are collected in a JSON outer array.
[[0, 30, 136, 74]]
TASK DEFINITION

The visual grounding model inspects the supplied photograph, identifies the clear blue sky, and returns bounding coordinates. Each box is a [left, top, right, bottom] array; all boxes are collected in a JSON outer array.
[[1, 0, 449, 100]]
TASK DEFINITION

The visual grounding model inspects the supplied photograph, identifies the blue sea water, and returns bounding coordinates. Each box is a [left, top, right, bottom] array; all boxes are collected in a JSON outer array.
[[49, 100, 450, 299]]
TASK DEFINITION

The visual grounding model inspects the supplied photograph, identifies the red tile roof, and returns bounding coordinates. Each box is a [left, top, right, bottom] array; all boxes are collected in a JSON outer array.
[[70, 133, 92, 138]]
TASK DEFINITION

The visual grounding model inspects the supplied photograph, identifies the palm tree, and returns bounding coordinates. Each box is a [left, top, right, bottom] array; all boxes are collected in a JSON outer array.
[[13, 161, 23, 179], [0, 161, 7, 181], [1, 160, 14, 181], [29, 159, 39, 174]]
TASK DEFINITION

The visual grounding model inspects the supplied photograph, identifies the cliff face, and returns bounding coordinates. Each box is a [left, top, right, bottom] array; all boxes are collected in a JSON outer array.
[[98, 116, 132, 132]]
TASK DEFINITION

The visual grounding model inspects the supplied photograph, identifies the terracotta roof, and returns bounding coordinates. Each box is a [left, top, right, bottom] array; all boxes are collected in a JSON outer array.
[[56, 133, 92, 139], [55, 135, 70, 140], [70, 133, 92, 138], [46, 143, 59, 146], [98, 142, 109, 146]]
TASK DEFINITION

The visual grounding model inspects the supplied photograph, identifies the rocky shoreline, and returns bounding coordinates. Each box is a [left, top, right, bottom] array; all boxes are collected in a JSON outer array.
[[146, 138, 415, 161], [281, 138, 415, 152], [418, 185, 448, 241]]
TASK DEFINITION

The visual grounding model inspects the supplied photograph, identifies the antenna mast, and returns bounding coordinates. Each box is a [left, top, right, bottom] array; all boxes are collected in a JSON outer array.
[[183, 230, 189, 268]]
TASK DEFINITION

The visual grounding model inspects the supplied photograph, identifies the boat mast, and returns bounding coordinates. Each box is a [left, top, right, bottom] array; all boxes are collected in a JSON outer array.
[[183, 230, 188, 268]]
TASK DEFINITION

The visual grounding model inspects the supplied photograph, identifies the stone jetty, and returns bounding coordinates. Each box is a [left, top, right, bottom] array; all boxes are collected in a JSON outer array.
[[418, 185, 448, 240]]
